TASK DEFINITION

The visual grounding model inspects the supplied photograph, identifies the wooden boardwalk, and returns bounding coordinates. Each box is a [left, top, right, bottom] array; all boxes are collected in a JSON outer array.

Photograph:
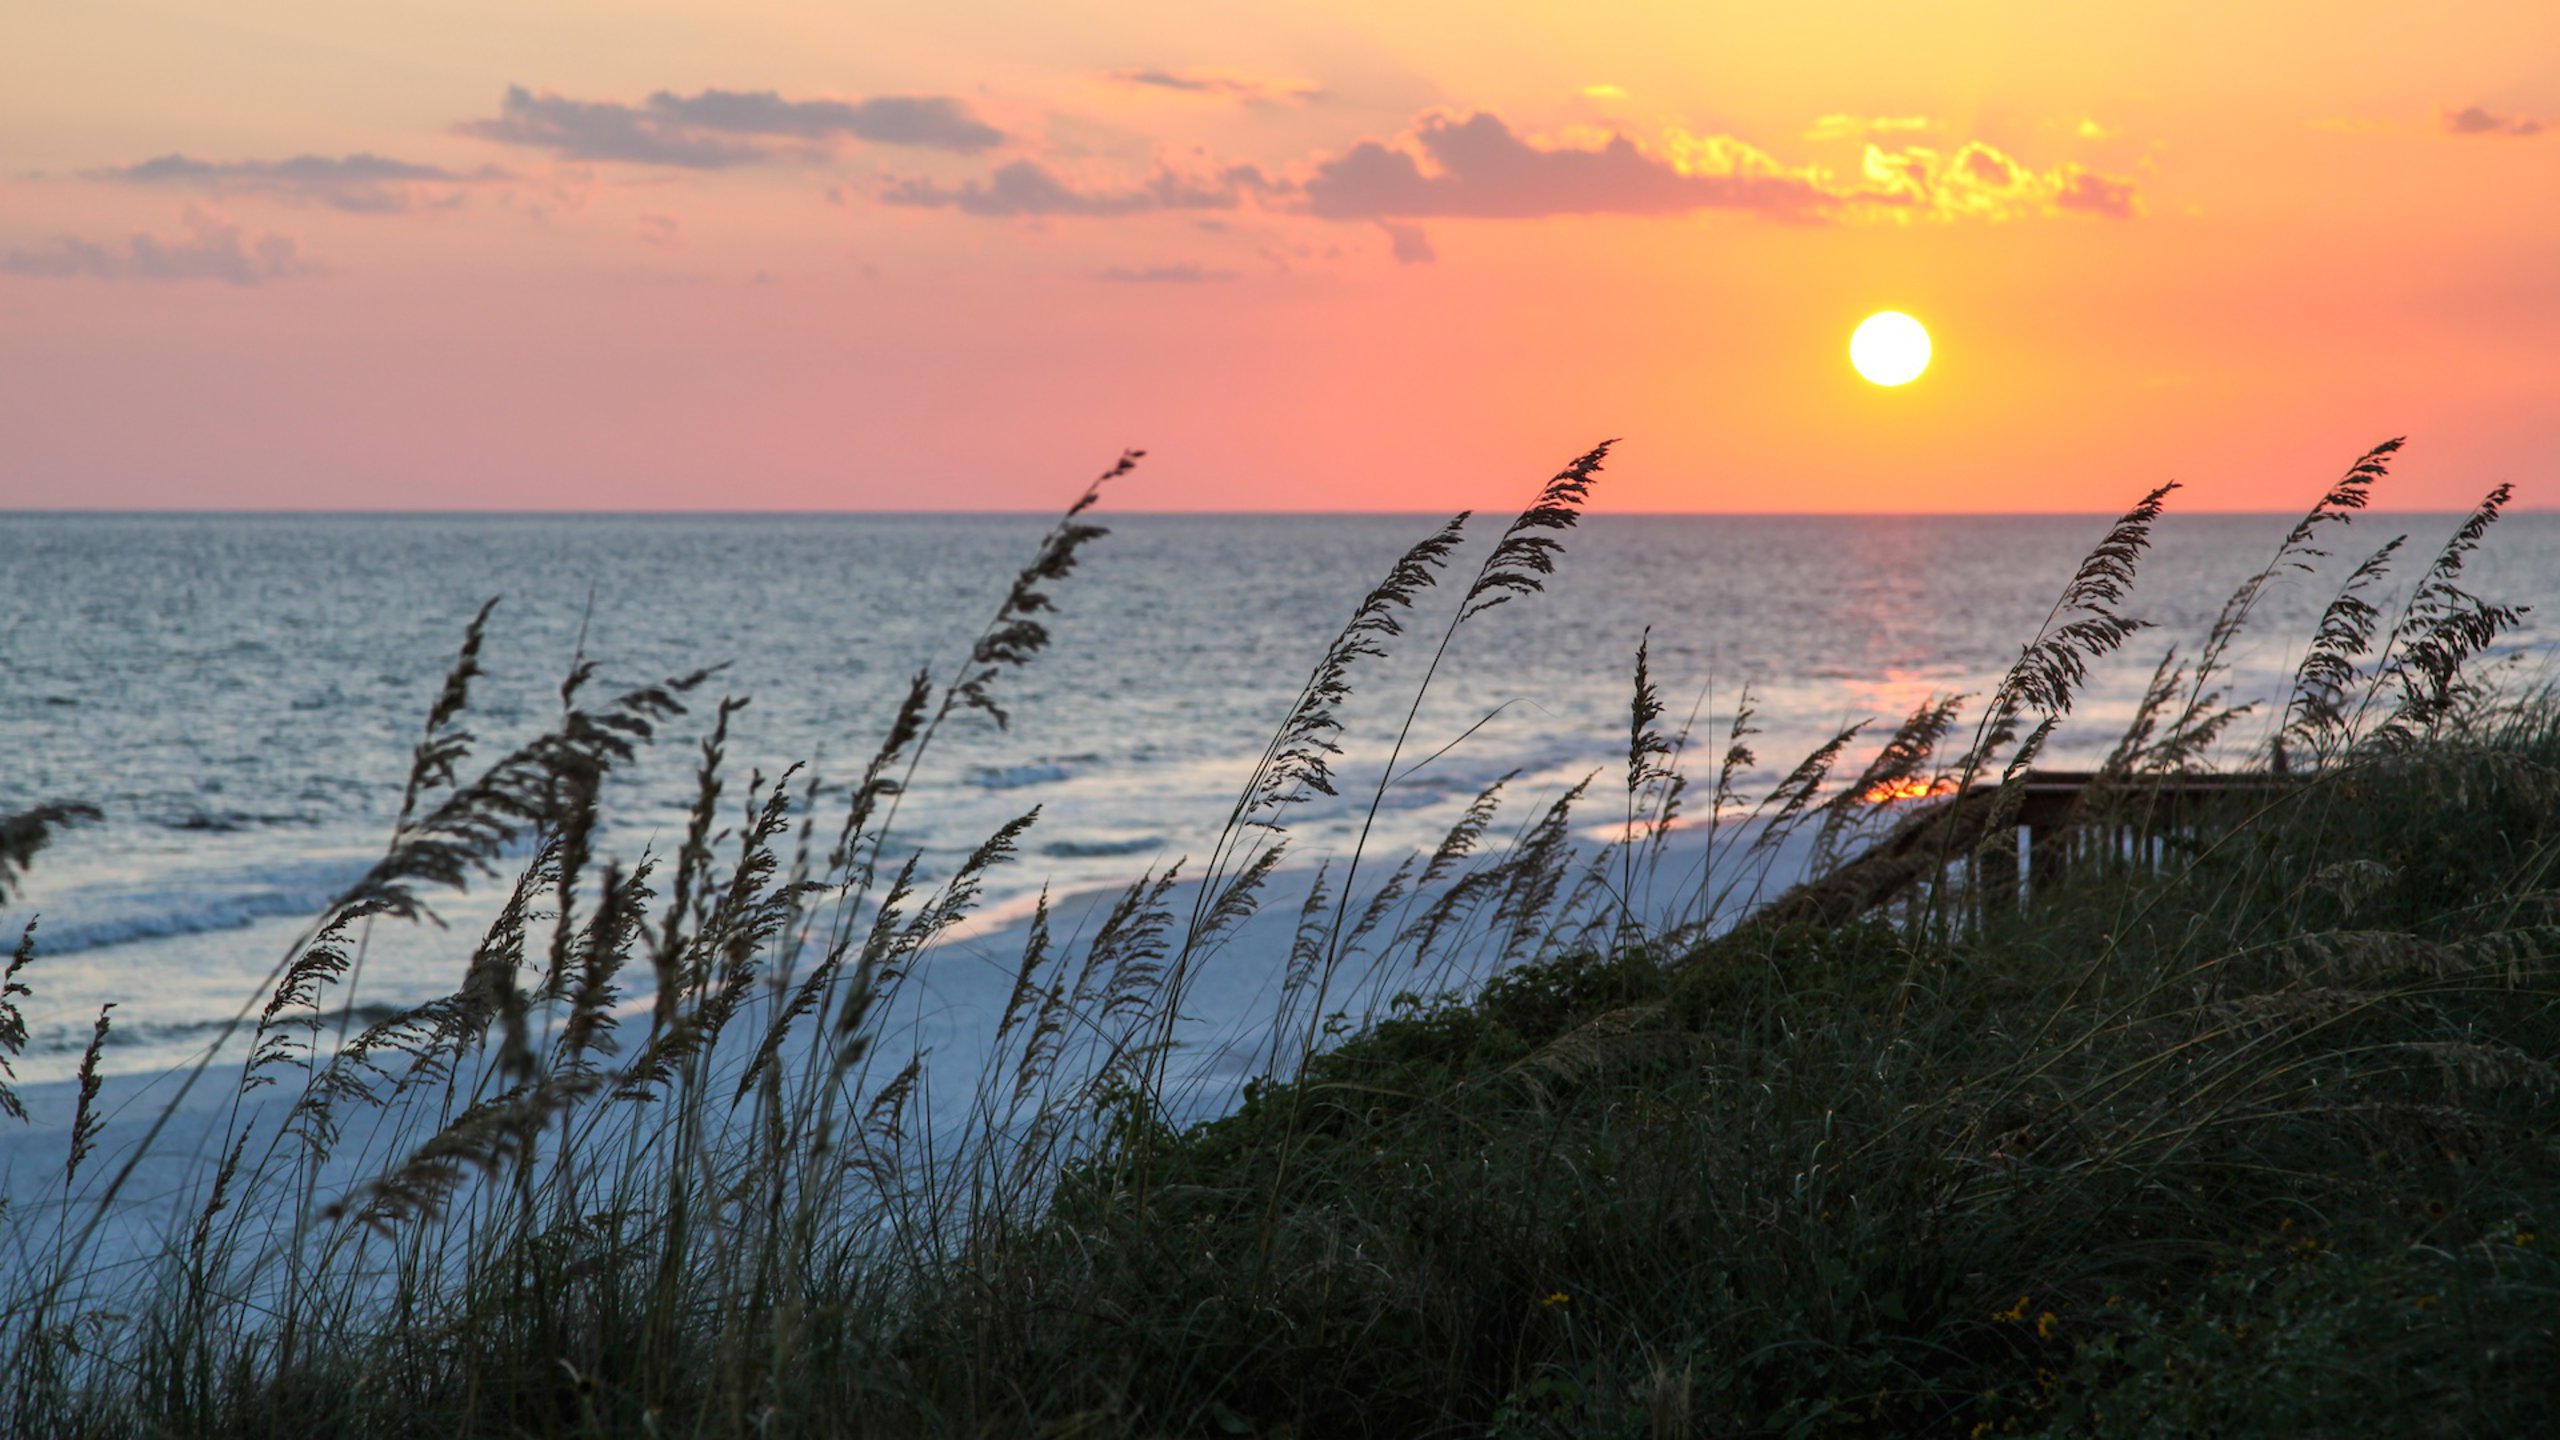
[[1997, 769, 2298, 899], [1737, 768, 2300, 936]]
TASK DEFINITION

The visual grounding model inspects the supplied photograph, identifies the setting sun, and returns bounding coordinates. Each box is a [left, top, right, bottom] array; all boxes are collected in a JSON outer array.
[[1851, 311, 1933, 387]]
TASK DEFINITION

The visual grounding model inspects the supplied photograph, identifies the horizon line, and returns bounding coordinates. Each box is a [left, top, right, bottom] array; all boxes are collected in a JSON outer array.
[[3, 505, 2544, 520]]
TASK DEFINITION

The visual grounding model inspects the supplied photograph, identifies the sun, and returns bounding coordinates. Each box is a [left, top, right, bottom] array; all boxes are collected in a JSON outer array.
[[1850, 311, 1932, 387]]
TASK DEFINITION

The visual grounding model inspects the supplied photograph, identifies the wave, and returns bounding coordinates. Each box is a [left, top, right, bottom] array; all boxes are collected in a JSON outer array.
[[25, 1012, 243, 1055], [157, 808, 325, 834], [19, 860, 369, 959], [1040, 836, 1168, 859], [967, 762, 1071, 791]]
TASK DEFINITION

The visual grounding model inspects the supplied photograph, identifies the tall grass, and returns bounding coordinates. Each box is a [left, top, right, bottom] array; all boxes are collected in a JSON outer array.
[[1, 437, 2552, 1437]]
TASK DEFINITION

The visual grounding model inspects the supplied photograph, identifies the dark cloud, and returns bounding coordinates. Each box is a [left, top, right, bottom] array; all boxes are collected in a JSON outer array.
[[1111, 69, 1324, 105], [647, 89, 1002, 149], [1301, 112, 1825, 219], [880, 159, 1264, 217], [461, 89, 745, 167], [1096, 263, 1237, 283], [89, 152, 500, 213], [115, 153, 454, 183], [457, 85, 1001, 168], [1, 207, 317, 286], [1377, 219, 1436, 264], [2442, 104, 2546, 137]]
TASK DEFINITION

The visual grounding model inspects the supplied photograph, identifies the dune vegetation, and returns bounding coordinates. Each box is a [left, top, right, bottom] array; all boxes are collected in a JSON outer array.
[[4, 438, 2555, 1438]]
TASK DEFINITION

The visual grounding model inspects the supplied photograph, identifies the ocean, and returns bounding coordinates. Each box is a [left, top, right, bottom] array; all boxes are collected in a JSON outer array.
[[5, 508, 2553, 1082]]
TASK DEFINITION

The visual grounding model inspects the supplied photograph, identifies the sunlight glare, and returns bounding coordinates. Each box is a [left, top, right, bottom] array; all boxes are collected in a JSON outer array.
[[1860, 775, 1957, 804]]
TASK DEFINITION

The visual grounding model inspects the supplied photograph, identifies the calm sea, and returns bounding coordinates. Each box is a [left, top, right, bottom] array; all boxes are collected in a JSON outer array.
[[5, 510, 2552, 1079]]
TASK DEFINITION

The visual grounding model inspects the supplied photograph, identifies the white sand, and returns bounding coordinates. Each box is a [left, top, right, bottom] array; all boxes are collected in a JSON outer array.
[[1, 809, 1832, 1298]]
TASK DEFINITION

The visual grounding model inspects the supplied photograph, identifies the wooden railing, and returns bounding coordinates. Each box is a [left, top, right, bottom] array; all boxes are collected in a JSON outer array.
[[1737, 768, 2300, 936], [1995, 769, 2300, 900]]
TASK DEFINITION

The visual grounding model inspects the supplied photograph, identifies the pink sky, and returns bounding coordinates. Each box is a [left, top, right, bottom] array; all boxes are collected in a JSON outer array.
[[2, 1, 2553, 512]]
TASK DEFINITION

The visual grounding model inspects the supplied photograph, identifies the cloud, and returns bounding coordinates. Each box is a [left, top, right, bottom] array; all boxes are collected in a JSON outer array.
[[2441, 104, 2546, 137], [874, 109, 2141, 236], [1, 206, 318, 285], [89, 152, 501, 213], [1110, 69, 1324, 105], [637, 213, 683, 248], [1377, 219, 1436, 264], [880, 159, 1265, 217], [457, 85, 1001, 167], [652, 89, 1002, 148], [2053, 166, 2140, 218], [1850, 140, 2143, 221], [1301, 112, 1830, 219], [1806, 114, 1932, 143], [1580, 83, 1628, 102], [461, 89, 747, 167], [1096, 263, 1236, 283]]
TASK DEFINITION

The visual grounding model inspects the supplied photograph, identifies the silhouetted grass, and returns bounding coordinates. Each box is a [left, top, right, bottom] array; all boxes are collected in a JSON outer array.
[[1, 438, 2551, 1438]]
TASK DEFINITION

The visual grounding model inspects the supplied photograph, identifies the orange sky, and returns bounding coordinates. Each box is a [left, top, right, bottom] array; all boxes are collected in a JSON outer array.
[[2, 1, 2553, 511]]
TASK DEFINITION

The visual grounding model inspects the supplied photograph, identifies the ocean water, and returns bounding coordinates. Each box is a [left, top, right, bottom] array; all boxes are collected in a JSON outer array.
[[4, 508, 2553, 1081]]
